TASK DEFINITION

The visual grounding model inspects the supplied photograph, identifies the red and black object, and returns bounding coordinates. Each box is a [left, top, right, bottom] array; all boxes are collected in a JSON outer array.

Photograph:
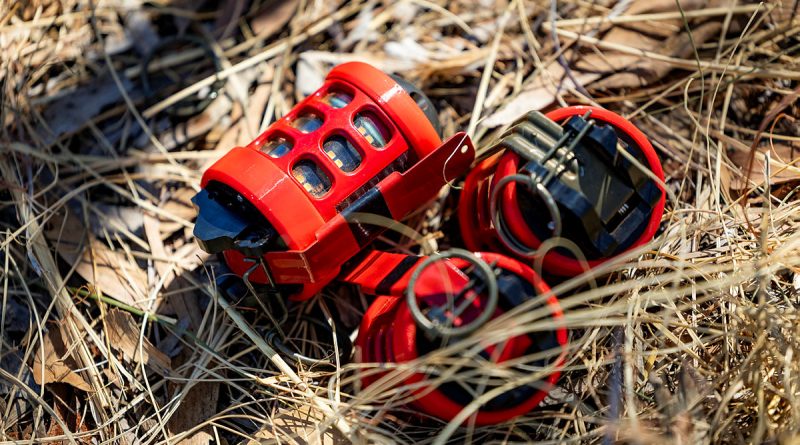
[[193, 62, 474, 300], [459, 106, 665, 276], [348, 249, 567, 425]]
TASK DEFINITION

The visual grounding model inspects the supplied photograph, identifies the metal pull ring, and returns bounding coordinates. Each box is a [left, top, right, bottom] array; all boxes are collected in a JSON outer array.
[[490, 173, 562, 258], [406, 249, 499, 339]]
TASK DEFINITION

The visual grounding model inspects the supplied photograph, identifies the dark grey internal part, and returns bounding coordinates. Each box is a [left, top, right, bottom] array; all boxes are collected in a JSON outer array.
[[390, 74, 442, 138], [192, 181, 282, 257]]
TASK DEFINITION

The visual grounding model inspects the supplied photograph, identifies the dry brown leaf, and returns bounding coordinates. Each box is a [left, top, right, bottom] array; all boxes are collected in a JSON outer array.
[[728, 142, 800, 190], [167, 382, 220, 445], [143, 213, 204, 330], [617, 0, 721, 36], [481, 63, 600, 128], [31, 324, 92, 392], [628, 0, 718, 15], [246, 405, 341, 445], [37, 75, 134, 145], [143, 93, 234, 153], [105, 308, 172, 376], [158, 187, 199, 236], [297, 51, 420, 95], [484, 0, 730, 127], [207, 66, 275, 163], [576, 26, 662, 72], [583, 21, 722, 89], [251, 0, 299, 38], [46, 211, 149, 310], [45, 383, 93, 438]]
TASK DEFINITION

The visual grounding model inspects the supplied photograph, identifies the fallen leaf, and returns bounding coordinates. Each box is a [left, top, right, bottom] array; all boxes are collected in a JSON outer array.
[[579, 21, 722, 89], [37, 74, 134, 145], [167, 382, 220, 445], [158, 187, 198, 236], [481, 63, 599, 128], [297, 51, 420, 96], [628, 0, 718, 15], [485, 0, 732, 128], [251, 0, 299, 38], [46, 210, 149, 310], [141, 92, 234, 153], [728, 142, 800, 190], [573, 0, 730, 89], [143, 213, 204, 330], [89, 204, 145, 240], [206, 66, 275, 164], [46, 383, 92, 438], [31, 325, 92, 392], [246, 405, 342, 445], [104, 308, 172, 376]]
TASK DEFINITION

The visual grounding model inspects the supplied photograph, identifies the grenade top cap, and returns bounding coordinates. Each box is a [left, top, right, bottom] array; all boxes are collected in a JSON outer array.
[[499, 110, 661, 259]]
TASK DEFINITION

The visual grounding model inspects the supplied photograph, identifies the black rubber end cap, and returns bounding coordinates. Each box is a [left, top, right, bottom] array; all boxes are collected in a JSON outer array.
[[390, 74, 442, 138]]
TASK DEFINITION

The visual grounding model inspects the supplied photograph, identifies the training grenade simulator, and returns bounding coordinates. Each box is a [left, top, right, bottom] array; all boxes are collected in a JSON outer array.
[[192, 62, 666, 424]]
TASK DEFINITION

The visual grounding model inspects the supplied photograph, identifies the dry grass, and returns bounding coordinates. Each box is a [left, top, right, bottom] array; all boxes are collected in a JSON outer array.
[[2, 0, 800, 443]]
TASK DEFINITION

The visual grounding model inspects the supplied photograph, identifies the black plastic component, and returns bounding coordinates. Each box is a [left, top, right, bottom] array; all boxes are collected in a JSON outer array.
[[498, 111, 661, 260], [192, 181, 279, 257], [390, 74, 442, 138]]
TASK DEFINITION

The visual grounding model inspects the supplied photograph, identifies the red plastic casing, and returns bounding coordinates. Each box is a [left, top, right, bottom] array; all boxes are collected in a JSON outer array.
[[459, 106, 666, 276], [200, 62, 454, 300], [351, 252, 568, 425]]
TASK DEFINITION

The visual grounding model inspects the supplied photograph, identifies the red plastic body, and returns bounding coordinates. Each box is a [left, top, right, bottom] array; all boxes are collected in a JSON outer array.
[[459, 106, 666, 276], [348, 251, 568, 425], [200, 62, 473, 299]]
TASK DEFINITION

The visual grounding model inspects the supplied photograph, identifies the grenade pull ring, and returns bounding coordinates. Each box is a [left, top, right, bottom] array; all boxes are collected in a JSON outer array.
[[488, 110, 595, 258], [405, 249, 499, 339], [490, 174, 560, 258], [352, 250, 568, 425]]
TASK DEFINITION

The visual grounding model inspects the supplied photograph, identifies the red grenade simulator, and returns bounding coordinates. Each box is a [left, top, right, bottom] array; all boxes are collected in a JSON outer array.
[[459, 106, 666, 276], [193, 62, 474, 300], [348, 249, 567, 425]]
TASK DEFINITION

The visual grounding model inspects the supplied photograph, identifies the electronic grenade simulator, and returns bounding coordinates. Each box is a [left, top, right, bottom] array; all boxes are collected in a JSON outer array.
[[193, 62, 474, 300], [459, 106, 666, 276], [192, 61, 664, 425]]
